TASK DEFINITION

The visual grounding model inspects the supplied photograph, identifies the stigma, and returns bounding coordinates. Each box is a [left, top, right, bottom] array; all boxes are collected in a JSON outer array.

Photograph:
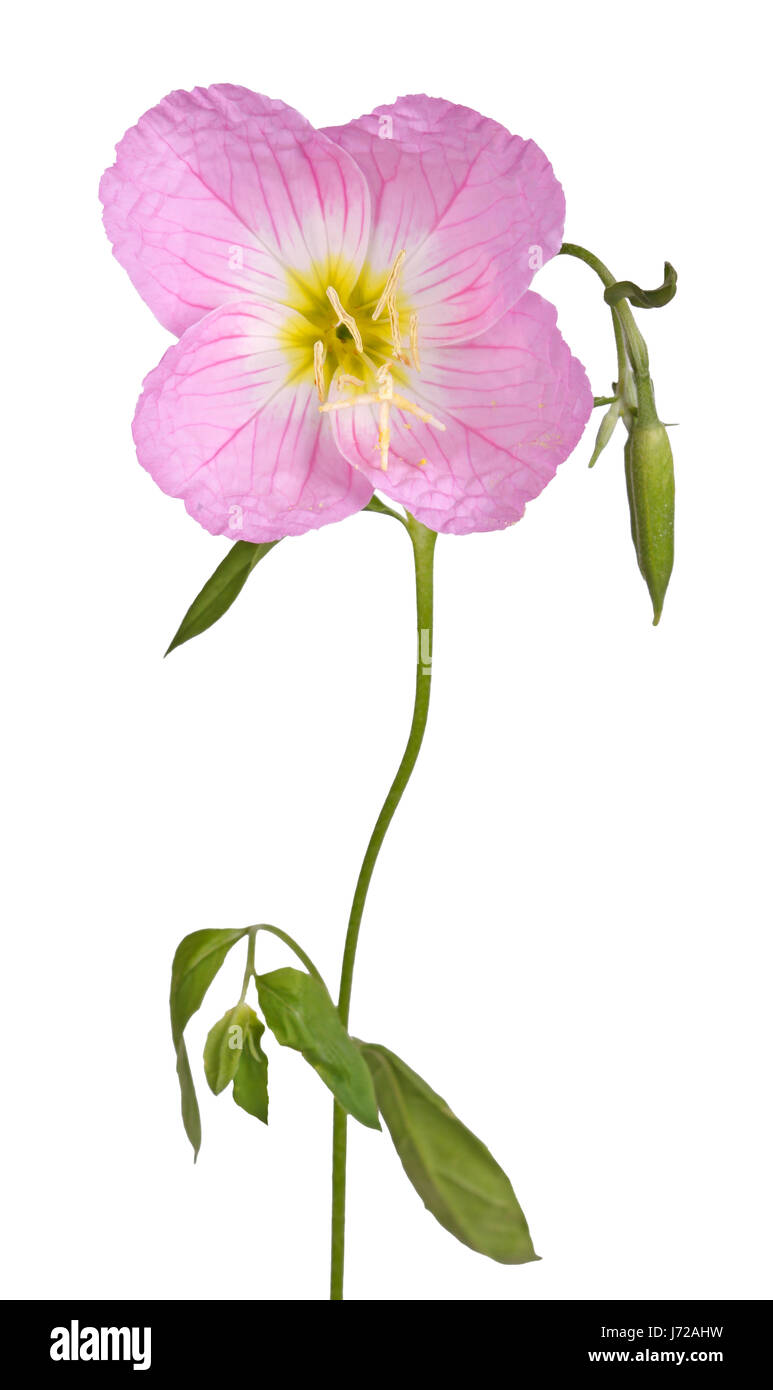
[[326, 286, 363, 352]]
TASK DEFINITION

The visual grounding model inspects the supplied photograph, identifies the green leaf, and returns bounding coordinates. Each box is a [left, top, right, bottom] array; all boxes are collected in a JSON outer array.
[[174, 1038, 201, 1160], [165, 540, 279, 656], [359, 1042, 538, 1264], [170, 928, 249, 1158], [203, 1001, 255, 1095], [232, 1011, 269, 1124], [170, 929, 250, 1041], [255, 968, 379, 1130]]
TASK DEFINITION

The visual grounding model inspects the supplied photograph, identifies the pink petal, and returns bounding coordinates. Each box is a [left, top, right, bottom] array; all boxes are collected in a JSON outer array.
[[132, 299, 372, 541], [101, 85, 370, 336], [323, 95, 564, 345], [328, 293, 592, 535]]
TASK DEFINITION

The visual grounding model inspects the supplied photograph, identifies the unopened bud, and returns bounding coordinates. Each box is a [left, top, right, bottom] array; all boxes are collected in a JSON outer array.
[[624, 419, 674, 625], [588, 397, 623, 468]]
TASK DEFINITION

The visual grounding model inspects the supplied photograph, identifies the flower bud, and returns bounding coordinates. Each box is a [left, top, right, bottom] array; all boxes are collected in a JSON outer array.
[[624, 419, 674, 625], [588, 397, 623, 468]]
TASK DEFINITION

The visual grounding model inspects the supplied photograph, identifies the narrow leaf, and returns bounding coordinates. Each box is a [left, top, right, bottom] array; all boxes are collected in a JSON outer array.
[[232, 1012, 269, 1124], [165, 540, 278, 655], [175, 1037, 201, 1160], [203, 1001, 255, 1095], [255, 968, 379, 1130], [360, 1042, 538, 1264], [170, 928, 249, 1157]]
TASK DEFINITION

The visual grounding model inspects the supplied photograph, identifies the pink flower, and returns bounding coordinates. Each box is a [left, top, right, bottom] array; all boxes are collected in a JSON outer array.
[[101, 87, 592, 539]]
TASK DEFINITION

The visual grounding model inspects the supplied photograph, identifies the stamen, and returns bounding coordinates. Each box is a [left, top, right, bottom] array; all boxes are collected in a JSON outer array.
[[375, 363, 393, 470], [388, 296, 408, 363], [377, 402, 391, 469], [326, 286, 363, 352], [320, 394, 380, 413], [317, 359, 443, 471], [391, 393, 445, 430], [409, 313, 421, 371], [313, 340, 326, 403], [372, 249, 406, 321]]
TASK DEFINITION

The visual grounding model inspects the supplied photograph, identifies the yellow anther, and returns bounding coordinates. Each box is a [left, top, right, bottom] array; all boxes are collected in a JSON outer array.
[[372, 249, 406, 321], [388, 297, 409, 363], [326, 286, 363, 352], [391, 393, 446, 430], [313, 340, 326, 403], [409, 313, 421, 371]]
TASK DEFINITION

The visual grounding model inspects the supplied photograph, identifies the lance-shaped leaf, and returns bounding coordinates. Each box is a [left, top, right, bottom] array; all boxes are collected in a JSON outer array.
[[255, 968, 379, 1130], [204, 1002, 269, 1124], [170, 928, 250, 1158], [165, 540, 278, 656], [359, 1042, 538, 1264]]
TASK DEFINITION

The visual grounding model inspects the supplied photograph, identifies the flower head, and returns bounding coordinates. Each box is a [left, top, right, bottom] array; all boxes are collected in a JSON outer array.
[[101, 87, 592, 539]]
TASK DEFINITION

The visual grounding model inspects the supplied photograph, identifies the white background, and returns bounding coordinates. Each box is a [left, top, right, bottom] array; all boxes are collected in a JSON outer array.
[[2, 0, 770, 1302]]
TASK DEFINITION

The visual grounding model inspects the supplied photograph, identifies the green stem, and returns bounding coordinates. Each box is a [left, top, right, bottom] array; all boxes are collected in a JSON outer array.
[[559, 242, 657, 423], [329, 512, 437, 1301], [251, 923, 324, 981], [239, 930, 257, 1003], [362, 495, 408, 526]]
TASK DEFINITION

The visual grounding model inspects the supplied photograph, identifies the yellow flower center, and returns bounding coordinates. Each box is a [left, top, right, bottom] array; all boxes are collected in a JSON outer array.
[[279, 249, 444, 471]]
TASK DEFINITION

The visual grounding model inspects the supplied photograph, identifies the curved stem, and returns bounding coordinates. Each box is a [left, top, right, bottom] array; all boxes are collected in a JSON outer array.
[[329, 513, 437, 1301], [362, 495, 408, 527], [252, 923, 324, 982], [559, 242, 657, 423]]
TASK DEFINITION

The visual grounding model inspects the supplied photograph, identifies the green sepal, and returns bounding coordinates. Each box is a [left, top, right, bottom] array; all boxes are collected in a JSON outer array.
[[165, 540, 278, 656], [169, 928, 250, 1158], [359, 1042, 538, 1265], [203, 1001, 255, 1095], [204, 1001, 269, 1124], [232, 1011, 269, 1124], [255, 968, 380, 1130]]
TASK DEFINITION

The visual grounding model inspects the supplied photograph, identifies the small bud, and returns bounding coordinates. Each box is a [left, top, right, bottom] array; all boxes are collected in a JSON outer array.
[[624, 419, 675, 625], [588, 397, 623, 467]]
